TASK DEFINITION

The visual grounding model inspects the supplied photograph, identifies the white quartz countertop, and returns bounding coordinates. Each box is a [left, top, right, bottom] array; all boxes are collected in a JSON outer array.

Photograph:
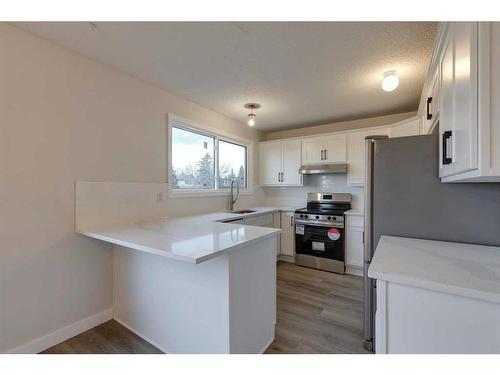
[[77, 207, 293, 264], [369, 236, 500, 303]]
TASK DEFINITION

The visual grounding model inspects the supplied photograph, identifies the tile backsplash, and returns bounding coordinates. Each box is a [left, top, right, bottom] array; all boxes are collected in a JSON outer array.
[[263, 174, 364, 209]]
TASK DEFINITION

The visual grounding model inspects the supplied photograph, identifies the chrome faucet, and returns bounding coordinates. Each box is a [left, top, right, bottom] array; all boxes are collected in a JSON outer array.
[[229, 178, 240, 211]]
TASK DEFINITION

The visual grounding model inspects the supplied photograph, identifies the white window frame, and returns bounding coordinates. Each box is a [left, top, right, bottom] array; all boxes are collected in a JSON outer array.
[[167, 113, 254, 198]]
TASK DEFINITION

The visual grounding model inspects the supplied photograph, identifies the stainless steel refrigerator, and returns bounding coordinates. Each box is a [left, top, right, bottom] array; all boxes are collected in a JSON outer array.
[[362, 134, 500, 351]]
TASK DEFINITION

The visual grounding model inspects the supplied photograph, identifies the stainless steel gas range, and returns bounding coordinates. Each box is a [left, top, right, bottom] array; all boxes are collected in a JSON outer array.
[[294, 192, 352, 274]]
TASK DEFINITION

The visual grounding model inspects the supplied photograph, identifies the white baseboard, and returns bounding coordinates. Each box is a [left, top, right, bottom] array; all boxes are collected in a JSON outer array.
[[7, 308, 113, 354], [259, 333, 276, 354], [115, 316, 274, 354], [278, 254, 295, 263], [113, 317, 166, 353], [346, 266, 363, 277]]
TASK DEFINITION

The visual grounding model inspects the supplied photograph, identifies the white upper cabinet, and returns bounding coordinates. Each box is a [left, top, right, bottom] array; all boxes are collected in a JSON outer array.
[[415, 21, 500, 182], [347, 128, 390, 186], [282, 140, 303, 185], [390, 117, 421, 138], [439, 22, 479, 179], [302, 134, 346, 165], [422, 66, 441, 135], [260, 139, 302, 186], [302, 136, 323, 164], [260, 141, 283, 185], [323, 134, 347, 162]]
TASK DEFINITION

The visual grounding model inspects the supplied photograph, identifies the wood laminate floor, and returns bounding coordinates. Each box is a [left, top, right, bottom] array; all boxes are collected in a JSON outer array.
[[41, 262, 369, 354]]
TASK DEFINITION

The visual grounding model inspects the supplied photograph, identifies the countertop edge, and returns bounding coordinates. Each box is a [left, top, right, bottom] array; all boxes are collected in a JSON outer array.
[[368, 268, 500, 304], [78, 223, 281, 264]]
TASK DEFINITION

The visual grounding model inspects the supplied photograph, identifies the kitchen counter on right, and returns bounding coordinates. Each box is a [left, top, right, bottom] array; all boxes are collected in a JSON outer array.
[[369, 235, 500, 304], [368, 235, 500, 354]]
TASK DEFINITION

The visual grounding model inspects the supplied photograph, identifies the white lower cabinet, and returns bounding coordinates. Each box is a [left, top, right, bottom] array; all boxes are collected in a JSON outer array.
[[375, 280, 500, 353], [273, 212, 281, 259], [243, 213, 274, 227], [232, 211, 283, 260], [346, 227, 364, 269], [345, 214, 364, 272], [280, 211, 295, 258]]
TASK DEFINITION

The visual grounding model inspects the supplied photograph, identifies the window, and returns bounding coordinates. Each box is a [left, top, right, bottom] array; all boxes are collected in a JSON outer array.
[[218, 140, 247, 189], [171, 126, 215, 190], [169, 119, 250, 194]]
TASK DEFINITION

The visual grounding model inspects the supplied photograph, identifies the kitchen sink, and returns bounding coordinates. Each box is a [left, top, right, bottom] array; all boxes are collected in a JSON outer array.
[[227, 209, 257, 214]]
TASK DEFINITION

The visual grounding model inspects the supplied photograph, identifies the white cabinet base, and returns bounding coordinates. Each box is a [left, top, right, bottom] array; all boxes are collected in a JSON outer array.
[[375, 280, 500, 354], [113, 236, 277, 353], [345, 266, 363, 277], [278, 254, 295, 263]]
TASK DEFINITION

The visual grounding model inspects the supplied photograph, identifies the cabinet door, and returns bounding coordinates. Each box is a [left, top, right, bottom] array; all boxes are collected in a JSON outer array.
[[451, 22, 478, 175], [346, 227, 364, 269], [273, 212, 281, 258], [347, 131, 366, 186], [347, 128, 390, 186], [439, 29, 454, 177], [260, 142, 282, 185], [439, 22, 479, 178], [390, 118, 421, 138], [281, 139, 303, 186], [302, 137, 324, 165], [280, 212, 295, 257], [423, 67, 440, 135], [323, 134, 347, 162]]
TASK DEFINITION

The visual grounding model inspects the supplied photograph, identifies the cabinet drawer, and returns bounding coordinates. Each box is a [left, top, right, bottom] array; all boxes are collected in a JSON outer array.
[[346, 215, 364, 228]]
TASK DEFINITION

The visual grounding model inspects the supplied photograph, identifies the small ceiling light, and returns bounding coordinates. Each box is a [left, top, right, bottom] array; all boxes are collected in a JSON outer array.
[[244, 103, 261, 127], [382, 70, 399, 92]]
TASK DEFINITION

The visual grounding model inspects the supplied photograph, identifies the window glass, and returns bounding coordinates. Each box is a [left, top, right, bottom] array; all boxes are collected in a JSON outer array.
[[218, 140, 247, 188], [171, 126, 215, 190]]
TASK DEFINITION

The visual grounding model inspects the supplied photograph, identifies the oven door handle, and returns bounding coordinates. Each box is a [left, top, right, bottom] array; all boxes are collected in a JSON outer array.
[[294, 219, 344, 228]]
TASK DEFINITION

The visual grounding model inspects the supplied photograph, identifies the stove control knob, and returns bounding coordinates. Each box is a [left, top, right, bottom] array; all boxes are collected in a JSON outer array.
[[332, 216, 336, 220], [315, 215, 320, 220], [300, 214, 304, 218], [304, 215, 308, 219], [327, 216, 332, 220]]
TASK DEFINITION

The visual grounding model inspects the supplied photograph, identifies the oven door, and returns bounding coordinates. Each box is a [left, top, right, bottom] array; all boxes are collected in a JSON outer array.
[[295, 222, 345, 262]]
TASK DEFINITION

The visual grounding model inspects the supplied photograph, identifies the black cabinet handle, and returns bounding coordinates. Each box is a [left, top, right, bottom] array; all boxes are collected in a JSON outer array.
[[324, 149, 327, 160], [426, 97, 433, 120], [320, 150, 324, 160], [442, 131, 452, 165]]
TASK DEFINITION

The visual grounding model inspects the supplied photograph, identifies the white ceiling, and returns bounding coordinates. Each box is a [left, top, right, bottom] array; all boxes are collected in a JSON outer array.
[[15, 22, 437, 131]]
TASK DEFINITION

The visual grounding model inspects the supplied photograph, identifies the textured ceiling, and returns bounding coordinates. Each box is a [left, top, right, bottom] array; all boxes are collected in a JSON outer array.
[[15, 22, 437, 131]]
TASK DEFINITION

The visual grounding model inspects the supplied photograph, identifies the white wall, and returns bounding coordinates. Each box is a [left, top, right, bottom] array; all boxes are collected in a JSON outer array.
[[263, 174, 364, 209], [0, 23, 265, 353]]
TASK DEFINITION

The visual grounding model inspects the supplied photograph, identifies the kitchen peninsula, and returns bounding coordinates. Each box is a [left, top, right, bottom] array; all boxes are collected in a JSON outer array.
[[77, 209, 282, 354]]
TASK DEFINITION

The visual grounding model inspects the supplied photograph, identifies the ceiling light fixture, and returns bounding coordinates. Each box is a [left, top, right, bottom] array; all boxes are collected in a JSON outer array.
[[244, 103, 261, 127], [381, 70, 399, 92]]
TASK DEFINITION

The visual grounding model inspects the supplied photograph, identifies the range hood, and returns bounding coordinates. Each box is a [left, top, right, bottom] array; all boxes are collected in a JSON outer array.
[[298, 163, 348, 175]]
